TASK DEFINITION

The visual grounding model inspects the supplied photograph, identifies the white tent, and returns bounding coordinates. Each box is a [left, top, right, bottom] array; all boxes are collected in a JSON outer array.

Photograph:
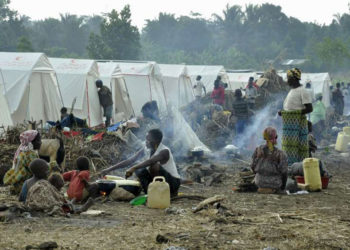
[[159, 64, 194, 108], [118, 61, 167, 115], [227, 72, 258, 90], [187, 65, 230, 90], [0, 68, 13, 127], [0, 52, 62, 125], [97, 62, 135, 121], [50, 58, 103, 127], [281, 72, 331, 107], [301, 73, 331, 107]]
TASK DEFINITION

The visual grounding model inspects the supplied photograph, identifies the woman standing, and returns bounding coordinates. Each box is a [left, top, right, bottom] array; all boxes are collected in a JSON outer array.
[[280, 68, 313, 165], [3, 130, 42, 194]]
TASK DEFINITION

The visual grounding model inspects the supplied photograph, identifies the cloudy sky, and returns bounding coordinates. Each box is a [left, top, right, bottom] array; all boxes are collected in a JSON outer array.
[[10, 0, 350, 28]]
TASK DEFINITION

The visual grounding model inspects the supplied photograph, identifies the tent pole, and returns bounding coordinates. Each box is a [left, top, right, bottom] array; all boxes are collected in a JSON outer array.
[[86, 80, 91, 127]]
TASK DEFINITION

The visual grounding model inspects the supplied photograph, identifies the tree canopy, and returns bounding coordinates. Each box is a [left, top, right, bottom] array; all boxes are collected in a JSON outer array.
[[1, 2, 350, 73]]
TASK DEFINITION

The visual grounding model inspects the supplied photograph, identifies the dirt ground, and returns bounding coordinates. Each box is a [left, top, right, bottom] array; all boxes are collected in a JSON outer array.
[[1, 150, 350, 250]]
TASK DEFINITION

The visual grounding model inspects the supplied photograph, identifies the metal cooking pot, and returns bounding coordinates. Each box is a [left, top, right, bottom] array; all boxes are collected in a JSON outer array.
[[191, 149, 204, 157]]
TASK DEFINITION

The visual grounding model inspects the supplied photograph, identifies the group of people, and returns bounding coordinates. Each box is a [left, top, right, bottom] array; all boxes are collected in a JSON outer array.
[[3, 130, 95, 215], [1, 67, 338, 214], [248, 68, 313, 193], [2, 127, 181, 215], [51, 80, 114, 130], [331, 82, 350, 116]]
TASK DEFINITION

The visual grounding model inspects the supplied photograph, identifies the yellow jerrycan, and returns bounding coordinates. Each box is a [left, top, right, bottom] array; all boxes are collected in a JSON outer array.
[[147, 176, 170, 209], [343, 126, 350, 136], [303, 158, 322, 191], [335, 132, 350, 152]]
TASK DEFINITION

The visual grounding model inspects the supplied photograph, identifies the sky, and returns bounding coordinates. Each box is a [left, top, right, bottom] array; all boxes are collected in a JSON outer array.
[[10, 0, 350, 29]]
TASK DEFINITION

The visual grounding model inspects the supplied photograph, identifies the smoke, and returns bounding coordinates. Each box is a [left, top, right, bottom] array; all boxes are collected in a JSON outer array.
[[162, 105, 210, 159], [234, 94, 285, 151]]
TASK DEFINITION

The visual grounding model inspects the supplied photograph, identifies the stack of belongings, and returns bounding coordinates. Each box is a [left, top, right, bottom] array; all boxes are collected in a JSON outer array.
[[234, 169, 258, 192], [255, 69, 289, 109]]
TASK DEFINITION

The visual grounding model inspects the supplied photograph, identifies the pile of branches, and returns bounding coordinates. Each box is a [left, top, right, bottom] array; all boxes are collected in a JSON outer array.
[[255, 69, 289, 109], [3, 126, 25, 145], [63, 133, 134, 172]]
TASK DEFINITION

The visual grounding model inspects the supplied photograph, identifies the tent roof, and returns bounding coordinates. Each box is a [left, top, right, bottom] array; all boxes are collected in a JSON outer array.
[[227, 72, 257, 82], [301, 73, 330, 83], [0, 52, 54, 72], [0, 52, 56, 113], [49, 58, 96, 75], [118, 61, 162, 77], [158, 64, 188, 78], [186, 65, 226, 76], [49, 57, 99, 111], [97, 62, 122, 79]]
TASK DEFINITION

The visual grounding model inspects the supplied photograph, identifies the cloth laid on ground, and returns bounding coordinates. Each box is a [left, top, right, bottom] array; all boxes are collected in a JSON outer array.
[[281, 110, 309, 165], [63, 131, 81, 138], [107, 122, 122, 132], [92, 132, 105, 141], [81, 128, 98, 136]]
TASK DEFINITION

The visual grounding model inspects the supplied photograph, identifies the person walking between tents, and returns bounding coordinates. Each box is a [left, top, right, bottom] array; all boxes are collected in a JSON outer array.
[[210, 79, 225, 106], [193, 75, 206, 100], [279, 68, 313, 165], [245, 77, 258, 109], [232, 89, 250, 143], [96, 80, 113, 127], [332, 82, 344, 116]]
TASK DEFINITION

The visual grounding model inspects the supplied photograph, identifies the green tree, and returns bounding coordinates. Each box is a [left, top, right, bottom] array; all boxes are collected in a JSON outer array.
[[87, 5, 140, 60], [0, 0, 28, 51], [17, 36, 34, 52], [314, 37, 350, 71]]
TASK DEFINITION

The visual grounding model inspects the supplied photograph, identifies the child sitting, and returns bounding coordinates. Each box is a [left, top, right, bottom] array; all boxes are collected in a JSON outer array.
[[19, 159, 50, 202], [49, 172, 65, 191], [63, 156, 90, 202], [49, 172, 94, 214]]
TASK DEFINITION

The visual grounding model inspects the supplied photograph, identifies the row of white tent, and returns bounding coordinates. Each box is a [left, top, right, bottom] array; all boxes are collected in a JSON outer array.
[[0, 52, 230, 127], [228, 71, 332, 107], [0, 52, 332, 127]]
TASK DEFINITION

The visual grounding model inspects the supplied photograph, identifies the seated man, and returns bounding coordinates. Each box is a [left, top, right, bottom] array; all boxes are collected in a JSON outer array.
[[251, 127, 288, 194], [101, 129, 181, 197]]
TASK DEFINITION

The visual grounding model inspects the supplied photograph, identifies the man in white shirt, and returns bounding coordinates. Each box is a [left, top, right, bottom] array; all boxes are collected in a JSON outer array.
[[193, 75, 206, 100], [101, 129, 181, 196]]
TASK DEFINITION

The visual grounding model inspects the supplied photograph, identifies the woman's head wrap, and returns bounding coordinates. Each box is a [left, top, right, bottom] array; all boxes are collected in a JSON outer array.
[[287, 68, 301, 80], [263, 127, 278, 152], [13, 130, 38, 164]]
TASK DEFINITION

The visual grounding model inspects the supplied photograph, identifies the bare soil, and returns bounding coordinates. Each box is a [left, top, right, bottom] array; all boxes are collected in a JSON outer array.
[[1, 152, 350, 250]]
